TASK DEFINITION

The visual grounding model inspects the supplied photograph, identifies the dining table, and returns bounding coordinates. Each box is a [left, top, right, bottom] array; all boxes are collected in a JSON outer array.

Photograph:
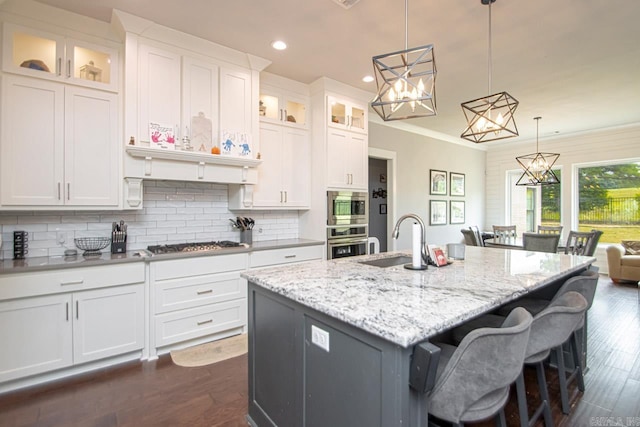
[[485, 236, 566, 253]]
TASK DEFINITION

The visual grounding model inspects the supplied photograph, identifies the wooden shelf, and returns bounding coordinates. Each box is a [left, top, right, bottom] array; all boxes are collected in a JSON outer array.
[[126, 146, 262, 168]]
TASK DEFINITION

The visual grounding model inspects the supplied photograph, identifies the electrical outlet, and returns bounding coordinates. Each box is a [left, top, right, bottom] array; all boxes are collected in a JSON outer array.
[[56, 231, 66, 246], [311, 325, 330, 352]]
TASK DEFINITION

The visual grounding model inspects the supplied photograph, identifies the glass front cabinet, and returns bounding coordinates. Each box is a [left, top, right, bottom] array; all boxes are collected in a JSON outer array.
[[2, 23, 118, 92], [259, 85, 308, 129], [327, 95, 367, 134]]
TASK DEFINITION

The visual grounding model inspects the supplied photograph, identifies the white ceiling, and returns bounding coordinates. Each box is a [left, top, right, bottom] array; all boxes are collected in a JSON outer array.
[[32, 0, 640, 144]]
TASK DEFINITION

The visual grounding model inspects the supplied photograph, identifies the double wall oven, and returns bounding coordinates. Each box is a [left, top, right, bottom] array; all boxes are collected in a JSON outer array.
[[326, 191, 369, 259]]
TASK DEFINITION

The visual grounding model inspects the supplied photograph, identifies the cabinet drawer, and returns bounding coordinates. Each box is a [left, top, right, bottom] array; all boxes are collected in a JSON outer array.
[[0, 263, 146, 300], [250, 245, 323, 268], [155, 271, 246, 314], [153, 253, 248, 281], [154, 299, 247, 347]]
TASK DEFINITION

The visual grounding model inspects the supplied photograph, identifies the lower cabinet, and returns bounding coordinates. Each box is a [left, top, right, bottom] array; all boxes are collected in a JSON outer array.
[[150, 253, 249, 355], [0, 283, 144, 383]]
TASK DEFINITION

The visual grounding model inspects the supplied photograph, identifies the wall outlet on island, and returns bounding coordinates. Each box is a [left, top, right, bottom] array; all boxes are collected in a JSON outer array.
[[311, 325, 330, 352]]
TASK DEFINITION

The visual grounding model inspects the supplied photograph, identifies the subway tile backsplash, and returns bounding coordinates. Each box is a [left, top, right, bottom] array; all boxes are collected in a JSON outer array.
[[0, 181, 299, 259]]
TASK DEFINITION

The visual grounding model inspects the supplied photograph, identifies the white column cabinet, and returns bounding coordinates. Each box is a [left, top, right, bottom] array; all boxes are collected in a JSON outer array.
[[327, 128, 368, 190], [0, 294, 73, 382], [251, 122, 310, 208], [0, 75, 119, 207]]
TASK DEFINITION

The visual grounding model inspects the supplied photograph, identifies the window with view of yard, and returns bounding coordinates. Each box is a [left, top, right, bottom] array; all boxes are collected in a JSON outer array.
[[508, 169, 561, 233], [577, 161, 640, 243]]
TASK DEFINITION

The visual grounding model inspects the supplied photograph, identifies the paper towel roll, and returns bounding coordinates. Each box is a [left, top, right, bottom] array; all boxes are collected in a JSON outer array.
[[412, 223, 422, 268]]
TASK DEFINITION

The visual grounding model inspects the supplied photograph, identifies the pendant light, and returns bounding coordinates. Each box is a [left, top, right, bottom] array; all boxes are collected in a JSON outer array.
[[371, 0, 437, 121], [460, 0, 519, 143], [515, 117, 560, 186]]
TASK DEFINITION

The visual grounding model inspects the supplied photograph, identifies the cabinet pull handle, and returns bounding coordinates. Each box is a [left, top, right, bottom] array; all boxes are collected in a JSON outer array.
[[66, 59, 71, 78], [57, 183, 61, 200], [66, 302, 69, 321], [57, 57, 62, 76], [197, 319, 213, 326], [196, 289, 213, 295], [284, 109, 288, 121], [279, 109, 283, 121], [284, 255, 296, 259], [76, 300, 79, 319], [61, 279, 84, 286], [280, 191, 283, 203], [67, 183, 70, 200]]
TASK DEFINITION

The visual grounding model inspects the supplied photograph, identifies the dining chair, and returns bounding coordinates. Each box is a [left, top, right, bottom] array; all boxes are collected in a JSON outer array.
[[522, 232, 561, 254], [564, 230, 596, 255], [452, 292, 588, 426], [461, 229, 477, 246], [493, 225, 517, 240], [469, 225, 485, 247], [427, 307, 532, 427], [584, 229, 603, 257], [538, 225, 563, 235]]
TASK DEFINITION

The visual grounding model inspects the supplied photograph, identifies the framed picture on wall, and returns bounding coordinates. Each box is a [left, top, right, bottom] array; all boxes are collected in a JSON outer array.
[[450, 200, 465, 224], [430, 200, 447, 225], [430, 170, 447, 195], [450, 172, 465, 196]]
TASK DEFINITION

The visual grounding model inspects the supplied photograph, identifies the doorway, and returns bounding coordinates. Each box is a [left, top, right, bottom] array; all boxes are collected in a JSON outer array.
[[368, 147, 396, 253]]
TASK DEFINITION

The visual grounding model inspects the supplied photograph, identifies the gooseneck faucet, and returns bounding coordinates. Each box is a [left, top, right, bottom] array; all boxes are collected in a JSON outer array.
[[392, 213, 428, 265]]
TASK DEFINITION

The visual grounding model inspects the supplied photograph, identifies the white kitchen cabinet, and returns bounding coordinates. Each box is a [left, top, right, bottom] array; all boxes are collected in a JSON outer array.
[[250, 122, 310, 208], [327, 95, 367, 134], [219, 66, 253, 137], [2, 23, 118, 92], [0, 294, 73, 382], [0, 263, 145, 385], [182, 56, 219, 151], [249, 245, 323, 268], [0, 75, 119, 207], [150, 253, 248, 355], [137, 43, 181, 144], [327, 128, 368, 190], [259, 84, 308, 129]]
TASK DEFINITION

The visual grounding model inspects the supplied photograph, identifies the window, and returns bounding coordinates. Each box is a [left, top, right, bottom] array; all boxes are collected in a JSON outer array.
[[577, 161, 640, 244], [508, 169, 561, 233]]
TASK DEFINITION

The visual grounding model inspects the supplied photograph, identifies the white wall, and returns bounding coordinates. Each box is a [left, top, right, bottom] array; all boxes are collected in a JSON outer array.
[[485, 123, 640, 272], [368, 123, 487, 250], [0, 181, 299, 259]]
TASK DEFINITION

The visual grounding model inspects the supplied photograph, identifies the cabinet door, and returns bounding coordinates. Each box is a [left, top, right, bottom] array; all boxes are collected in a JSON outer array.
[[1, 75, 64, 206], [0, 294, 73, 382], [327, 96, 367, 134], [327, 129, 367, 190], [138, 44, 181, 143], [73, 284, 144, 364], [220, 67, 252, 134], [67, 38, 118, 92], [346, 132, 368, 190], [259, 86, 308, 129], [281, 127, 310, 207], [64, 86, 119, 206], [252, 123, 284, 207], [182, 56, 219, 151], [2, 23, 64, 81]]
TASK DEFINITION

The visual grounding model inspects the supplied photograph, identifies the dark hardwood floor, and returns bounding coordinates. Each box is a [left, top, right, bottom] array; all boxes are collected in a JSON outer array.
[[0, 276, 638, 427]]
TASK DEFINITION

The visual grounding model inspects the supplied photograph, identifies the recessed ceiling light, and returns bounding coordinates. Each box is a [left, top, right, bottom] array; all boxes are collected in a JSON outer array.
[[271, 40, 287, 50], [362, 75, 374, 83]]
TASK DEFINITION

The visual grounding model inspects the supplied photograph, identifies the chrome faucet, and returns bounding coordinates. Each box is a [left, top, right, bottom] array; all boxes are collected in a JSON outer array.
[[392, 213, 428, 264]]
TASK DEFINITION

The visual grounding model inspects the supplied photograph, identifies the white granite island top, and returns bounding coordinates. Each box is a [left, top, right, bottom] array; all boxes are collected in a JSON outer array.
[[242, 246, 595, 348]]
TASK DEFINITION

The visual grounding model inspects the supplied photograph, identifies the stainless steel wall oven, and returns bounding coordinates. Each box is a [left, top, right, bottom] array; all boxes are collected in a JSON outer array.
[[326, 191, 369, 259]]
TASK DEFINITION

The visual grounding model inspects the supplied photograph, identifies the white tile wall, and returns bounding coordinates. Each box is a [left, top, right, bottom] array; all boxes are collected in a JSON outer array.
[[0, 181, 299, 259]]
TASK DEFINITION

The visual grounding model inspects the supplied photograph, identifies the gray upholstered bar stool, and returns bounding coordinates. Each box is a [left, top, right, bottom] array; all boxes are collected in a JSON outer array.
[[427, 307, 533, 427], [451, 292, 588, 427]]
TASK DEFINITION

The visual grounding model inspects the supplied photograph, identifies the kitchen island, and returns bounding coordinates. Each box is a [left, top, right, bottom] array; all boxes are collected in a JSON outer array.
[[242, 246, 595, 427]]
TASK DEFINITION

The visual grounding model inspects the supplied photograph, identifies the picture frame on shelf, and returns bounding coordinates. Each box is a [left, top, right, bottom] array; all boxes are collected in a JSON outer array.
[[450, 172, 465, 196], [380, 203, 387, 215], [430, 200, 447, 225], [430, 169, 447, 195], [450, 200, 465, 224]]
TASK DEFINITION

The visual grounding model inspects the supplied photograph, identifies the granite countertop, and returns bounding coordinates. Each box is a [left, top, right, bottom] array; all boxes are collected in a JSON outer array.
[[0, 238, 323, 274], [242, 246, 596, 348]]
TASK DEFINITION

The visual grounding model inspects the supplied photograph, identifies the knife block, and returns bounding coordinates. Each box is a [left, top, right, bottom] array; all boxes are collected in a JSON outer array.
[[240, 230, 252, 245], [111, 235, 127, 254]]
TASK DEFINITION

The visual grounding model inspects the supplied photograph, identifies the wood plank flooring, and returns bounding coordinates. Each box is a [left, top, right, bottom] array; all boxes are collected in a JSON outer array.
[[0, 276, 637, 427]]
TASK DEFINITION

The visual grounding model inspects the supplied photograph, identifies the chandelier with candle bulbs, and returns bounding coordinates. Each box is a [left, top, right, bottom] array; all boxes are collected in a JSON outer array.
[[515, 117, 560, 186]]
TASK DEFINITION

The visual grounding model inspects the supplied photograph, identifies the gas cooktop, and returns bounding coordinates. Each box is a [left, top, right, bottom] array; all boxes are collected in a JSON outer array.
[[146, 240, 247, 255]]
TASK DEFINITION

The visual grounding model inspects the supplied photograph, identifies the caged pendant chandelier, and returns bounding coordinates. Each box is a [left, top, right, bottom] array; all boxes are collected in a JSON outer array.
[[515, 117, 560, 186], [370, 0, 437, 121], [461, 0, 519, 143]]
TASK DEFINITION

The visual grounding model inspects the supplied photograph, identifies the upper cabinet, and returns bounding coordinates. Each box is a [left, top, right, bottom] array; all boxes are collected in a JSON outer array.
[[327, 95, 367, 134], [259, 85, 308, 129], [2, 23, 119, 92]]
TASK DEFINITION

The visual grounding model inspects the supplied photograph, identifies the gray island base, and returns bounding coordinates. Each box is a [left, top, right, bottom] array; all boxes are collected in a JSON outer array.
[[242, 247, 595, 427]]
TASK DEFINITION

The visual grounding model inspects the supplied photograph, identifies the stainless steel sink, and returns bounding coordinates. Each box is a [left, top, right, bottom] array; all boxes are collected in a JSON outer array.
[[358, 255, 413, 268]]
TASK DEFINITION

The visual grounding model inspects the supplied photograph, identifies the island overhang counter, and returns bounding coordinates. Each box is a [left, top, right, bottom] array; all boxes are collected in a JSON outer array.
[[241, 247, 595, 427]]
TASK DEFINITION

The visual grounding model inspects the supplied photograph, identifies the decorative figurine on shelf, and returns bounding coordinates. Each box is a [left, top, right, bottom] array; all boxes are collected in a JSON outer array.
[[80, 60, 102, 82], [181, 126, 193, 151]]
